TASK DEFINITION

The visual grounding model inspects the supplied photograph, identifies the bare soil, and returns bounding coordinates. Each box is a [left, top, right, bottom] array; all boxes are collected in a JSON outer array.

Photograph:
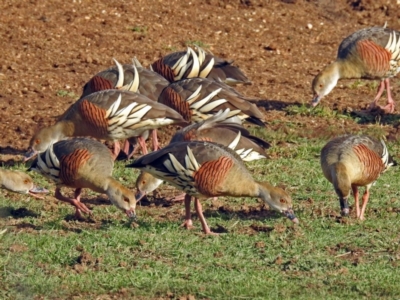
[[2, 0, 400, 161]]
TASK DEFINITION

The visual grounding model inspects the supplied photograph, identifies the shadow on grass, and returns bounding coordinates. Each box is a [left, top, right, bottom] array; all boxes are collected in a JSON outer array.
[[350, 108, 400, 126], [0, 206, 40, 219], [252, 99, 302, 111]]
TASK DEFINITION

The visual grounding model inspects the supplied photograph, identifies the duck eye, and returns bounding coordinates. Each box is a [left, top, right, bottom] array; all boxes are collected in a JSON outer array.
[[319, 84, 323, 88], [35, 139, 40, 145], [24, 179, 29, 184], [142, 180, 146, 185], [280, 199, 286, 204]]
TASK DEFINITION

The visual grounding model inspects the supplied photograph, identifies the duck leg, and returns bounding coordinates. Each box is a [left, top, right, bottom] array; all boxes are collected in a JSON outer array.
[[121, 140, 132, 158], [137, 136, 149, 155], [111, 141, 121, 160], [358, 185, 372, 221], [351, 185, 360, 218], [181, 194, 193, 229], [54, 187, 91, 219], [369, 79, 395, 113], [151, 129, 160, 151], [194, 198, 217, 235]]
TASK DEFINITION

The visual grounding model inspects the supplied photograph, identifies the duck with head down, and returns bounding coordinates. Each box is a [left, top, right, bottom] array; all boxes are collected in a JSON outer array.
[[128, 141, 298, 235], [30, 137, 137, 219], [312, 26, 400, 113], [25, 89, 187, 160]]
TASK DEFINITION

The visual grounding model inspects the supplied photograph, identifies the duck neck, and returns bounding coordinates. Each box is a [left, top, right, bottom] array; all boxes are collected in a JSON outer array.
[[53, 120, 76, 138], [335, 58, 365, 79], [256, 181, 274, 205], [332, 162, 351, 199]]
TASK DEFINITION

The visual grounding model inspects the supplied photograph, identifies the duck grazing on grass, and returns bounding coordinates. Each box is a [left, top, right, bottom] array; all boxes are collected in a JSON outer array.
[[127, 141, 298, 235], [320, 134, 395, 220], [312, 26, 400, 113], [0, 169, 48, 199], [29, 138, 136, 219], [135, 109, 270, 202], [25, 90, 187, 160]]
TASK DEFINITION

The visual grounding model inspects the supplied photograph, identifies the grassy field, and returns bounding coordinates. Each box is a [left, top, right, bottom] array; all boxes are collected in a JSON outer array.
[[1, 111, 400, 299]]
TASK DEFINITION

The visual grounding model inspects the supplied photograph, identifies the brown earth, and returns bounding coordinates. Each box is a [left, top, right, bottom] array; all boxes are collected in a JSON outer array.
[[1, 0, 400, 158]]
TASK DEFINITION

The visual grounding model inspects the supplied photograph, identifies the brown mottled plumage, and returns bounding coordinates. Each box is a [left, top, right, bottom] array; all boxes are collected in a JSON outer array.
[[0, 169, 48, 198], [127, 141, 298, 235], [30, 138, 136, 218], [25, 90, 187, 160], [312, 26, 400, 113], [158, 77, 265, 126], [320, 134, 395, 220]]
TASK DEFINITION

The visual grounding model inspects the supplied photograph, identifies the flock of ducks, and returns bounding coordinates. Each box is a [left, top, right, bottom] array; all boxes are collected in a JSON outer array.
[[1, 25, 400, 234]]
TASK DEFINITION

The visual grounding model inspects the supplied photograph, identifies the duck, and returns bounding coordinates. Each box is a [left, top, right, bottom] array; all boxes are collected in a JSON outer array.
[[127, 141, 298, 235], [158, 77, 265, 126], [80, 58, 169, 101], [151, 46, 251, 85], [0, 169, 48, 198], [25, 90, 187, 160], [320, 134, 395, 220], [170, 108, 270, 160], [135, 109, 271, 201], [29, 138, 136, 219], [79, 59, 171, 156], [312, 26, 400, 113]]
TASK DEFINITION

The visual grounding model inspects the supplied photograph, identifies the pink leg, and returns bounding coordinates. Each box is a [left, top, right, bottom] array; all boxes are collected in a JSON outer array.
[[370, 81, 386, 107], [382, 79, 395, 113], [369, 79, 395, 113], [352, 185, 360, 218], [111, 141, 121, 160], [358, 188, 370, 221], [181, 194, 193, 229], [54, 187, 91, 219], [194, 198, 217, 235], [137, 136, 148, 155], [125, 137, 141, 159], [151, 129, 159, 151], [122, 140, 131, 157]]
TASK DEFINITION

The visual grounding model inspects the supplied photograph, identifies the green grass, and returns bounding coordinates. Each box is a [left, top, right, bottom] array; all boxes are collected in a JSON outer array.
[[130, 26, 148, 34], [1, 135, 400, 299], [56, 90, 77, 98]]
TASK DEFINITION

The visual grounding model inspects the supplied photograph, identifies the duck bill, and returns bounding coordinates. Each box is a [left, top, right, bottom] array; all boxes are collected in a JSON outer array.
[[126, 209, 136, 219], [135, 190, 146, 202], [24, 148, 38, 162], [283, 209, 299, 224], [30, 186, 49, 194], [311, 94, 321, 107]]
